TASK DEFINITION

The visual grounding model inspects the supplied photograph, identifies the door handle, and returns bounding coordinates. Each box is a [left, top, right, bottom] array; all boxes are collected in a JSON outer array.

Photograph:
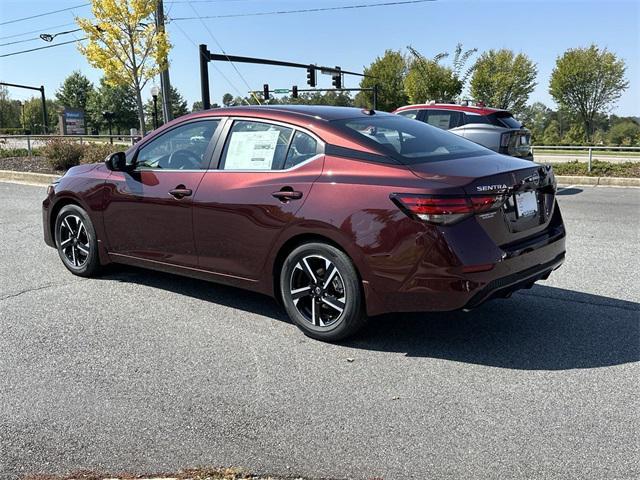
[[272, 189, 303, 201], [169, 187, 192, 199]]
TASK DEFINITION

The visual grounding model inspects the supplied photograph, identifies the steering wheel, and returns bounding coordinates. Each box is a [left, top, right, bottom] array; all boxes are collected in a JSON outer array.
[[167, 149, 201, 169]]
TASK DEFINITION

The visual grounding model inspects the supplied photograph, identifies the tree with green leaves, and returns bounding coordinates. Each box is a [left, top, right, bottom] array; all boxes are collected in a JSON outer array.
[[404, 44, 477, 104], [222, 93, 234, 107], [470, 49, 537, 115], [355, 49, 408, 111], [21, 97, 59, 134], [56, 71, 94, 112], [607, 121, 640, 146], [87, 78, 137, 134], [519, 102, 553, 142], [549, 45, 629, 142], [542, 120, 561, 145], [0, 85, 22, 131]]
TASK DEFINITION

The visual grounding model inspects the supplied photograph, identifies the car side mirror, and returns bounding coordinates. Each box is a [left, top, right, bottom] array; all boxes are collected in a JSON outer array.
[[105, 152, 128, 171]]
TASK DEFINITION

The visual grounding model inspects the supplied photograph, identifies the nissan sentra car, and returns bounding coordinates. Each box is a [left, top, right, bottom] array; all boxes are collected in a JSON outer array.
[[43, 105, 565, 341]]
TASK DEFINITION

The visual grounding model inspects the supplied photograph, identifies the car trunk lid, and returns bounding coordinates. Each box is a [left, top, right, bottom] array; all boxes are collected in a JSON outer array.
[[407, 154, 557, 246]]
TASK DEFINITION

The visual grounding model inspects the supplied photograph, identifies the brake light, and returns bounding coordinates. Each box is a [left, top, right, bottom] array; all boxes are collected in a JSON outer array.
[[500, 132, 511, 148], [391, 194, 505, 225]]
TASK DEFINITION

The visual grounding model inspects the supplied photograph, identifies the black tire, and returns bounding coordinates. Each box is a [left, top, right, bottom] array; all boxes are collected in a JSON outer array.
[[280, 242, 367, 342], [54, 204, 101, 277]]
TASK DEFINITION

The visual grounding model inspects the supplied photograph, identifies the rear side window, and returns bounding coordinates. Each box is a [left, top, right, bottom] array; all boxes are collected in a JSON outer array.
[[493, 112, 522, 129], [464, 113, 493, 125], [220, 120, 293, 170], [284, 131, 318, 169], [396, 109, 418, 120], [424, 110, 463, 129], [334, 115, 490, 164]]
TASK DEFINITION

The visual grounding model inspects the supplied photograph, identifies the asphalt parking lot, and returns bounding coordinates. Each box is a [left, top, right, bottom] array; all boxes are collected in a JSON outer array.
[[0, 182, 638, 480]]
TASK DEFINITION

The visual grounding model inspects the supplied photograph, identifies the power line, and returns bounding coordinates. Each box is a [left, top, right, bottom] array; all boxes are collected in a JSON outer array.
[[169, 15, 250, 104], [0, 22, 77, 41], [186, 1, 261, 105], [0, 38, 86, 58], [170, 0, 436, 20], [0, 3, 90, 27], [1, 28, 83, 47]]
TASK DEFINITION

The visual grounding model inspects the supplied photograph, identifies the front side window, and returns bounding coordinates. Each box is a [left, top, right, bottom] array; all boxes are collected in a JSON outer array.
[[135, 120, 220, 170], [334, 114, 490, 164], [220, 120, 294, 170]]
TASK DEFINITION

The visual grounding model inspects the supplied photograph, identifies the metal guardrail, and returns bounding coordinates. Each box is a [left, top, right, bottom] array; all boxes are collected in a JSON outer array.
[[531, 145, 640, 171], [0, 134, 139, 157]]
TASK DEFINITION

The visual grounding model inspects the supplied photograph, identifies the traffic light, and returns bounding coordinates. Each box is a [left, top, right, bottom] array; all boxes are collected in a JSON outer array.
[[306, 66, 316, 87], [331, 66, 342, 89], [263, 84, 269, 100], [292, 85, 298, 98]]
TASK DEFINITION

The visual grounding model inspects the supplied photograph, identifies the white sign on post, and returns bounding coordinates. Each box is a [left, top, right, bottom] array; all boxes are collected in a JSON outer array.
[[224, 130, 281, 170]]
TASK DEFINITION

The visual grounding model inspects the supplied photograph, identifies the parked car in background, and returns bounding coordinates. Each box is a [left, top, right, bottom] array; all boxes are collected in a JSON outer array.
[[43, 106, 564, 342], [393, 102, 533, 160]]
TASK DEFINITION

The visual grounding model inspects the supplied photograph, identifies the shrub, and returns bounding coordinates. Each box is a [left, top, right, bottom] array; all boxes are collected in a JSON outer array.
[[80, 142, 120, 165], [42, 138, 84, 170]]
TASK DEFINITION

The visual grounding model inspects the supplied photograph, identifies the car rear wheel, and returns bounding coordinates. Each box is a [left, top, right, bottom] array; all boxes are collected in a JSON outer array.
[[54, 204, 101, 277], [280, 242, 367, 341]]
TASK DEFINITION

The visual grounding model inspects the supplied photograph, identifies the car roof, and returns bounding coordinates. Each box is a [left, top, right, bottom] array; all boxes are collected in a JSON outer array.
[[394, 103, 508, 116], [184, 105, 395, 122]]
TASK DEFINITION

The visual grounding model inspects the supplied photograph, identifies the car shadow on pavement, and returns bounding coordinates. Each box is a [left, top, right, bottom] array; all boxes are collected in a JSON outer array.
[[101, 265, 289, 322], [557, 187, 584, 196], [101, 267, 638, 371], [347, 285, 639, 370]]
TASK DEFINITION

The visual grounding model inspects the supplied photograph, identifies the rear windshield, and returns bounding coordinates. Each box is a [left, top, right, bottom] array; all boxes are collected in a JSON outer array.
[[493, 112, 522, 129], [333, 115, 490, 164]]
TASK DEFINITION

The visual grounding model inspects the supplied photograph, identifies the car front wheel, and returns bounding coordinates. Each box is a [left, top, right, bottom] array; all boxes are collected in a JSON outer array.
[[280, 242, 367, 342], [54, 204, 101, 277]]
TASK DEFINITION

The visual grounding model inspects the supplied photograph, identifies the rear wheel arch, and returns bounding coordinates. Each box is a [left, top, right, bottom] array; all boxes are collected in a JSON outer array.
[[271, 233, 363, 304]]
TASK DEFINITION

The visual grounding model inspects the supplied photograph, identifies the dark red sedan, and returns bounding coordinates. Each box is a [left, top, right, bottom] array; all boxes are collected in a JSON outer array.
[[43, 106, 565, 341]]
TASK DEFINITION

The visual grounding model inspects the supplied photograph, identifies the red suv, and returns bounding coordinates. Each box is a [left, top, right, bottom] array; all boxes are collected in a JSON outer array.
[[394, 103, 533, 160], [43, 106, 564, 341]]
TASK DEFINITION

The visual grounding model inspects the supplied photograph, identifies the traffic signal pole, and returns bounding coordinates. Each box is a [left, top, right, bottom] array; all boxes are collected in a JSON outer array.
[[199, 44, 211, 110], [198, 45, 376, 110]]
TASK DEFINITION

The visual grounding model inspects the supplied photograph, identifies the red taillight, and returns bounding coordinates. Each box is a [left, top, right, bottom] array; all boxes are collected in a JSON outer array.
[[391, 194, 505, 225]]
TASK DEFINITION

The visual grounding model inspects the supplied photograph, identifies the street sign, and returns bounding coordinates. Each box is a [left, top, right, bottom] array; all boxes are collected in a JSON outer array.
[[274, 89, 289, 94]]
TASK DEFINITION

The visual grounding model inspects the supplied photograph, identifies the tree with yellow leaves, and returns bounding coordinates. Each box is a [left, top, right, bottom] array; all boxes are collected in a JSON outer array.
[[76, 0, 170, 135]]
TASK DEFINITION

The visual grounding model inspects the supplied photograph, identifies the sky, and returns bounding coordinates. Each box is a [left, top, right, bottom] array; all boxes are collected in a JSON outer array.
[[0, 0, 638, 116]]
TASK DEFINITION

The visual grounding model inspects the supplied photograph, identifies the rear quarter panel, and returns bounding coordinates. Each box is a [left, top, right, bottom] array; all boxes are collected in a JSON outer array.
[[262, 155, 463, 312]]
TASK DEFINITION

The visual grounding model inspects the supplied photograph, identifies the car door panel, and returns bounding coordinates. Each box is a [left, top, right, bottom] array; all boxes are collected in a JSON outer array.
[[102, 119, 222, 268], [192, 118, 324, 281], [193, 157, 323, 280], [103, 170, 205, 267]]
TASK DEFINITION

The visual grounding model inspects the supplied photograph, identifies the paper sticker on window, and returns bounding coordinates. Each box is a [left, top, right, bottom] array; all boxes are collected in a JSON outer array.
[[224, 130, 281, 170]]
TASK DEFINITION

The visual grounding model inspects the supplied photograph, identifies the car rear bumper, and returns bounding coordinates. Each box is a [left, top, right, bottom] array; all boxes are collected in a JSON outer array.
[[365, 228, 566, 316]]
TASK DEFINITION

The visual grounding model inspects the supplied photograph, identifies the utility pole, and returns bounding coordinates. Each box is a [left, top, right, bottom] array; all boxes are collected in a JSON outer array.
[[155, 0, 172, 123]]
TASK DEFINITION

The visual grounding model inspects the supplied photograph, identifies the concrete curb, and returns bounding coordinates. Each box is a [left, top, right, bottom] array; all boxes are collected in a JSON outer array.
[[556, 175, 640, 187], [1, 169, 639, 188], [0, 169, 58, 186]]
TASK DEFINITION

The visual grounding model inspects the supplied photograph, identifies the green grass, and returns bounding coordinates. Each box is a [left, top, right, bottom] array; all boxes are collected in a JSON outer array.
[[551, 160, 640, 177], [534, 148, 640, 157]]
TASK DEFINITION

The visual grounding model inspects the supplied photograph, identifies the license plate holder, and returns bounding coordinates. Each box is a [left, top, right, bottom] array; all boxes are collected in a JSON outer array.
[[515, 191, 538, 217]]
